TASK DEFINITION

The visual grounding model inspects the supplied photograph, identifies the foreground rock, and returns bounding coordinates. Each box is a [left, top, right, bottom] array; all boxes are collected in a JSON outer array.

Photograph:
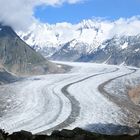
[[0, 128, 140, 140]]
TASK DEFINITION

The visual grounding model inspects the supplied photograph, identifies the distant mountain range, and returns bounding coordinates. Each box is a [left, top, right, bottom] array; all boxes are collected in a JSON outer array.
[[0, 24, 60, 76], [77, 35, 140, 67], [19, 20, 140, 67], [18, 20, 109, 58]]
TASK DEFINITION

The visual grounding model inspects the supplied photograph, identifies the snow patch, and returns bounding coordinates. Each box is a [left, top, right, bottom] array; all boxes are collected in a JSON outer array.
[[135, 48, 139, 52], [100, 44, 106, 49], [120, 42, 128, 49], [57, 64, 62, 68]]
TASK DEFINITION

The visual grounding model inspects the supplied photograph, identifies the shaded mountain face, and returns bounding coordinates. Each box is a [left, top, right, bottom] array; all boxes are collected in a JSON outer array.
[[0, 24, 58, 76], [51, 40, 96, 61], [49, 35, 140, 68], [77, 35, 140, 67]]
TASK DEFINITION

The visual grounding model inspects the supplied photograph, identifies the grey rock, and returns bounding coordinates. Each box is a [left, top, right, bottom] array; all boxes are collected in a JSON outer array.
[[0, 24, 59, 76]]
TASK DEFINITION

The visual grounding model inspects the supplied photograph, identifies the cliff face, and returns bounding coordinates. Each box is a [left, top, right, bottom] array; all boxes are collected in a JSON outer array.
[[0, 24, 58, 76]]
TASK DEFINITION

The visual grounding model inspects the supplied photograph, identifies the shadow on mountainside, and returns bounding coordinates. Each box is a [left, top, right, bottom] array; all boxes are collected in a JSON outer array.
[[0, 69, 19, 85]]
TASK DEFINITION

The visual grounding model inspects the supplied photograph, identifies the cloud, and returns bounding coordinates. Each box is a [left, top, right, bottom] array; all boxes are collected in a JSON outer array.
[[19, 16, 140, 48], [0, 0, 84, 31], [109, 16, 140, 36], [80, 16, 140, 39], [1, 0, 140, 38]]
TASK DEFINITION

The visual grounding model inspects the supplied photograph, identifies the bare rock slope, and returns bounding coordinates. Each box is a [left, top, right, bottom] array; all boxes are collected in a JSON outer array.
[[0, 24, 59, 76]]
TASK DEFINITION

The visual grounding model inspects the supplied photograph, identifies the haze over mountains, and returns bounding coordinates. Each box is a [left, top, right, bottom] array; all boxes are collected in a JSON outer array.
[[19, 18, 140, 67]]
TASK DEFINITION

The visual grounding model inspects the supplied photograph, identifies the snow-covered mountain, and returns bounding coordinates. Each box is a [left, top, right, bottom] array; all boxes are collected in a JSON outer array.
[[51, 39, 100, 61], [19, 19, 140, 67], [19, 19, 113, 58], [78, 35, 140, 67]]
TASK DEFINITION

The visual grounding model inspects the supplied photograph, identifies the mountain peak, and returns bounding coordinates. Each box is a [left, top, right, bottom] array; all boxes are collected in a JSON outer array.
[[0, 23, 18, 38]]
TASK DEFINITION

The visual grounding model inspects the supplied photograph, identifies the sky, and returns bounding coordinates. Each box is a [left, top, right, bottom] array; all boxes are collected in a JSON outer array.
[[0, 0, 140, 31], [34, 0, 140, 24]]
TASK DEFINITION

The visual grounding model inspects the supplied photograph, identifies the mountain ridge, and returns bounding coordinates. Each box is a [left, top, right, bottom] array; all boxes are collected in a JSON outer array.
[[77, 35, 140, 67], [0, 24, 61, 76], [19, 20, 140, 67]]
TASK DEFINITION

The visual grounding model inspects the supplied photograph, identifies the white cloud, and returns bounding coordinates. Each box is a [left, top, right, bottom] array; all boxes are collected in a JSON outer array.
[[1, 0, 140, 39], [19, 16, 140, 49], [0, 0, 84, 31], [109, 16, 140, 37]]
